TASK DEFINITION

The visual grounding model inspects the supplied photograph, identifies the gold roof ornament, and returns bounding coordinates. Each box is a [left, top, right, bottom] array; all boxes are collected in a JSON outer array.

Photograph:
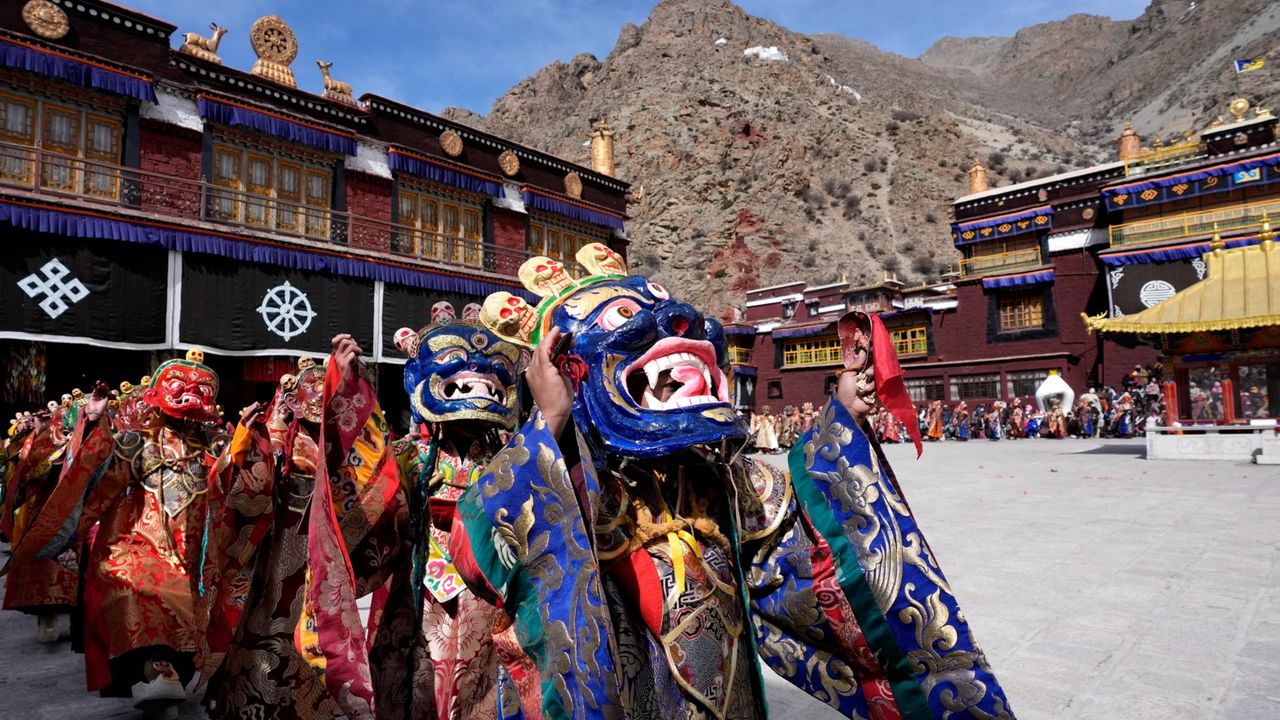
[[1209, 222, 1224, 251], [590, 120, 616, 176], [316, 60, 356, 106], [22, 0, 69, 40], [440, 129, 463, 157], [179, 23, 229, 64], [249, 16, 298, 88], [1261, 212, 1275, 243], [1229, 97, 1251, 122], [564, 171, 583, 199], [498, 150, 521, 177]]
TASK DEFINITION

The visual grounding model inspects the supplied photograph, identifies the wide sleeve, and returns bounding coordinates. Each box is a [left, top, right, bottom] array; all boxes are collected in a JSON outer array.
[[741, 456, 904, 718], [449, 411, 620, 720], [199, 418, 276, 678], [305, 361, 405, 719], [2, 414, 126, 571], [778, 398, 1013, 719]]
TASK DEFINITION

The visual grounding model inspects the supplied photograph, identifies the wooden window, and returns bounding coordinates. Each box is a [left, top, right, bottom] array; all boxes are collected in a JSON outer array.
[[0, 94, 122, 196], [545, 227, 561, 261], [1006, 370, 1049, 399], [441, 201, 461, 263], [210, 147, 242, 221], [245, 153, 273, 227], [394, 186, 483, 264], [782, 337, 843, 368], [304, 169, 328, 238], [462, 207, 482, 266], [529, 223, 545, 256], [998, 293, 1045, 332], [421, 196, 441, 259], [40, 105, 79, 191], [394, 191, 418, 254], [0, 94, 35, 184], [209, 143, 331, 238], [951, 374, 1000, 401], [83, 115, 121, 198], [890, 325, 928, 357], [905, 377, 945, 403], [0, 94, 35, 143], [276, 161, 301, 232], [528, 218, 607, 266]]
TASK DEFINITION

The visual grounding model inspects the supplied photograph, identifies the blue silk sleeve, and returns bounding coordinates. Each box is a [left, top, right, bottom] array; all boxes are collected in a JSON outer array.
[[453, 411, 620, 720]]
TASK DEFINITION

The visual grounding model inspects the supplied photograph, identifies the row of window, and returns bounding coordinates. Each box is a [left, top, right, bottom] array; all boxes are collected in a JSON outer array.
[[210, 146, 332, 239], [0, 92, 121, 197], [0, 90, 610, 266], [780, 325, 930, 369], [905, 370, 1052, 403], [775, 292, 1047, 370], [396, 188, 484, 265]]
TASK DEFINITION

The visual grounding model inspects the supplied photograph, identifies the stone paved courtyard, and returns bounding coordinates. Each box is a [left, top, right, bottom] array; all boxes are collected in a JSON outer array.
[[0, 436, 1276, 719]]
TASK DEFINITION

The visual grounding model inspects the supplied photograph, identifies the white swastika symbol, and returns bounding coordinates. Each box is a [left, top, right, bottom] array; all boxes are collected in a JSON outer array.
[[18, 259, 90, 319]]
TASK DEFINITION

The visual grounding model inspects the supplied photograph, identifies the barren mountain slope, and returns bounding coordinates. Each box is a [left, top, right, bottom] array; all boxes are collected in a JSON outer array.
[[921, 0, 1280, 137], [461, 0, 1085, 311]]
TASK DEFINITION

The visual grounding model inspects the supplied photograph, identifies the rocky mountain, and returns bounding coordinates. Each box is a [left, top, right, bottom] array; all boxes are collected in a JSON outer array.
[[445, 0, 1279, 311], [921, 0, 1280, 138]]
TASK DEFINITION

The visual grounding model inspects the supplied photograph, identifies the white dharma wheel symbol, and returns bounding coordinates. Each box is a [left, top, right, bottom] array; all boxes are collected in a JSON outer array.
[[257, 281, 316, 341]]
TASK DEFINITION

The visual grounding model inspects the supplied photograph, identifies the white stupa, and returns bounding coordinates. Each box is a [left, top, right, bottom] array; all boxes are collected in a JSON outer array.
[[1035, 370, 1075, 414]]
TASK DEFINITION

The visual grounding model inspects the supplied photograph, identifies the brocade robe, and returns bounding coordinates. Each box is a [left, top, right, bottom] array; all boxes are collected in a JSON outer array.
[[8, 415, 221, 693], [203, 362, 404, 719], [450, 400, 1013, 720], [1, 426, 79, 613]]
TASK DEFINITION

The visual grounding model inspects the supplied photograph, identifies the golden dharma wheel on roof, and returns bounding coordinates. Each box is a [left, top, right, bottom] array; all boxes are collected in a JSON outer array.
[[249, 16, 298, 88]]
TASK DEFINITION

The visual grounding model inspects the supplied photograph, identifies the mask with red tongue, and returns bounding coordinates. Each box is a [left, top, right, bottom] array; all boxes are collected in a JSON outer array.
[[543, 274, 744, 460]]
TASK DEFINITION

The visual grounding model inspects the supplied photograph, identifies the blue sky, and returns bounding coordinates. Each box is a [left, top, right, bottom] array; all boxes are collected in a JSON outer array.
[[127, 0, 1152, 115]]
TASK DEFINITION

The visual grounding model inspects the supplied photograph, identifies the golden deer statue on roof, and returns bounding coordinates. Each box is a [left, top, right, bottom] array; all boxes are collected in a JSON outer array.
[[317, 60, 357, 106], [179, 22, 228, 64]]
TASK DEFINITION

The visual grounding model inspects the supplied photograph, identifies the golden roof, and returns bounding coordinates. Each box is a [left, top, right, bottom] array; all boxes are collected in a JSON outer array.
[[1084, 239, 1280, 334]]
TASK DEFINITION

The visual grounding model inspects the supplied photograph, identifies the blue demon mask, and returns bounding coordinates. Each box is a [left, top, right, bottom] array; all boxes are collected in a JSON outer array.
[[481, 245, 743, 458], [394, 314, 522, 430]]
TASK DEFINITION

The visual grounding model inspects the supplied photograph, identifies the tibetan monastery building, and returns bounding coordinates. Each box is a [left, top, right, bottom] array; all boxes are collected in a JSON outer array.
[[0, 0, 629, 427], [740, 98, 1280, 417]]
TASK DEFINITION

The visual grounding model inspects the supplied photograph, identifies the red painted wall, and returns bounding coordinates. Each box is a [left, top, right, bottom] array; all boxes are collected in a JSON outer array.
[[746, 249, 1159, 411], [491, 207, 526, 252], [345, 171, 392, 252], [138, 119, 202, 219]]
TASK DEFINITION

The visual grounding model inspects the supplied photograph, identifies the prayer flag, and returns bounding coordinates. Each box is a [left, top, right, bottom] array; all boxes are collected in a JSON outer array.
[[1234, 57, 1265, 74]]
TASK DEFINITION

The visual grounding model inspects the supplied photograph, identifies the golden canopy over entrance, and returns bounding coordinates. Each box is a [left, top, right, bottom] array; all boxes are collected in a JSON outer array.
[[1085, 238, 1280, 335]]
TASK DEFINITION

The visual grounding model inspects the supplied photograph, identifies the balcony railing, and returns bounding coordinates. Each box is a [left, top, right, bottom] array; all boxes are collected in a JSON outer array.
[[1123, 138, 1206, 178], [728, 346, 753, 365], [0, 142, 530, 279], [1109, 197, 1280, 249], [958, 247, 1043, 278]]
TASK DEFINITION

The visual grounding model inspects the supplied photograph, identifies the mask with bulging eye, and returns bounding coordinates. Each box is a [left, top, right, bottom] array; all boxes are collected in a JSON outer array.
[[397, 322, 522, 429], [544, 275, 745, 459], [142, 350, 220, 424]]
